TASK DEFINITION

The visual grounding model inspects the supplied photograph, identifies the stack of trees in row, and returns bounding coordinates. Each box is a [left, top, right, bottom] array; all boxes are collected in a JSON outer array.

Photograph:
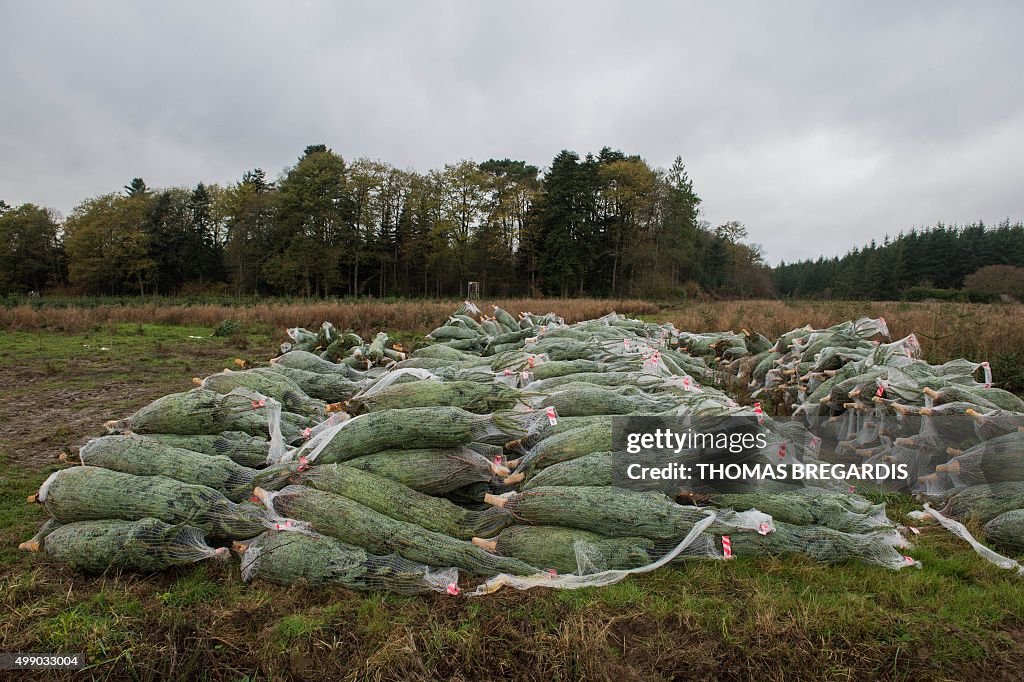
[[700, 317, 1024, 558], [24, 305, 929, 594]]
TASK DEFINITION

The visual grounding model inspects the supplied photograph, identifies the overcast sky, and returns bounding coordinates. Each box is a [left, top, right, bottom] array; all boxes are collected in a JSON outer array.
[[2, 2, 1021, 264]]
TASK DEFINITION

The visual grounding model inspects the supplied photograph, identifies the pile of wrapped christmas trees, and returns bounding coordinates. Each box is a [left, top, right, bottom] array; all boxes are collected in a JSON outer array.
[[21, 303, 1023, 593]]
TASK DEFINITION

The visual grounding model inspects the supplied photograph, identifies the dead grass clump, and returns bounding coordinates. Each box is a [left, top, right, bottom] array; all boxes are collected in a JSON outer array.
[[0, 299, 661, 336]]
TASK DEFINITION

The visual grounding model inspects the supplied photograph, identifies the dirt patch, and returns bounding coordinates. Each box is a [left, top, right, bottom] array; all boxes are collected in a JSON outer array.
[[0, 333, 271, 470]]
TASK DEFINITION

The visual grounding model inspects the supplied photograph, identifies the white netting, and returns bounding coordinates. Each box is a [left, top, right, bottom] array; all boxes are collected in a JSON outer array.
[[36, 304, 1024, 592], [465, 510, 717, 595], [922, 504, 1024, 576]]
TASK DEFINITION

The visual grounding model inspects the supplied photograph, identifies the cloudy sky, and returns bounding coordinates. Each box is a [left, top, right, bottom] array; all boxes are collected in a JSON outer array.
[[2, 2, 1021, 263]]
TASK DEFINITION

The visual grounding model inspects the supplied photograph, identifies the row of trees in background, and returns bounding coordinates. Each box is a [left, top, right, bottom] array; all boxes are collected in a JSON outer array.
[[0, 145, 772, 299], [774, 221, 1024, 300]]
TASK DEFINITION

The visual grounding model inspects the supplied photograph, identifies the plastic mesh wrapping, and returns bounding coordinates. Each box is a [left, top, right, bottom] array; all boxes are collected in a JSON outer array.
[[134, 432, 272, 468], [922, 504, 1024, 575], [937, 431, 1024, 486], [265, 363, 363, 402], [43, 518, 228, 573], [349, 379, 522, 414], [238, 530, 458, 593], [296, 464, 512, 539], [983, 510, 1024, 556], [256, 485, 539, 576], [78, 435, 294, 503], [38, 466, 269, 540], [498, 486, 727, 541], [200, 368, 326, 419], [938, 482, 1024, 523], [706, 488, 894, 534], [296, 407, 548, 466], [466, 511, 718, 595], [530, 384, 679, 417], [271, 349, 368, 378], [105, 388, 301, 449], [343, 446, 500, 495]]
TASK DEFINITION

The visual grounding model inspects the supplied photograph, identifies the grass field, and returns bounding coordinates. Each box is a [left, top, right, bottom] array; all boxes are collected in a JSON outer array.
[[1, 302, 1023, 680]]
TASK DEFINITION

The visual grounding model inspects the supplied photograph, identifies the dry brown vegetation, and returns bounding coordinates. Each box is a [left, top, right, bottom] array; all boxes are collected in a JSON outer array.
[[3, 298, 1021, 368], [659, 299, 1024, 365], [0, 298, 660, 336]]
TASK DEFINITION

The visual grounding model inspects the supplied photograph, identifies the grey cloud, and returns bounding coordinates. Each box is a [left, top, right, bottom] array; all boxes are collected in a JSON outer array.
[[1, 1, 1021, 263]]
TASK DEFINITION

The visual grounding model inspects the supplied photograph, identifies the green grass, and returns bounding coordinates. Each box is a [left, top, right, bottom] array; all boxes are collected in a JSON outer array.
[[0, 322, 1022, 680]]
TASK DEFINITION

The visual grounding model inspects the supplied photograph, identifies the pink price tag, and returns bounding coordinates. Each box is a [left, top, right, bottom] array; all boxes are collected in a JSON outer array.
[[777, 443, 786, 459], [848, 485, 856, 493], [545, 568, 558, 577], [275, 520, 294, 531], [297, 455, 310, 472], [876, 383, 886, 397], [494, 455, 504, 466], [503, 369, 512, 376], [446, 583, 460, 596], [757, 523, 772, 536], [545, 406, 558, 425], [251, 399, 266, 408], [302, 427, 312, 438], [903, 556, 915, 565], [527, 356, 536, 368]]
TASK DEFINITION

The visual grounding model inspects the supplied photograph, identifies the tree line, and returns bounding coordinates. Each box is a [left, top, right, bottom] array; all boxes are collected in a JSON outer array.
[[0, 145, 773, 299], [774, 220, 1024, 300]]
